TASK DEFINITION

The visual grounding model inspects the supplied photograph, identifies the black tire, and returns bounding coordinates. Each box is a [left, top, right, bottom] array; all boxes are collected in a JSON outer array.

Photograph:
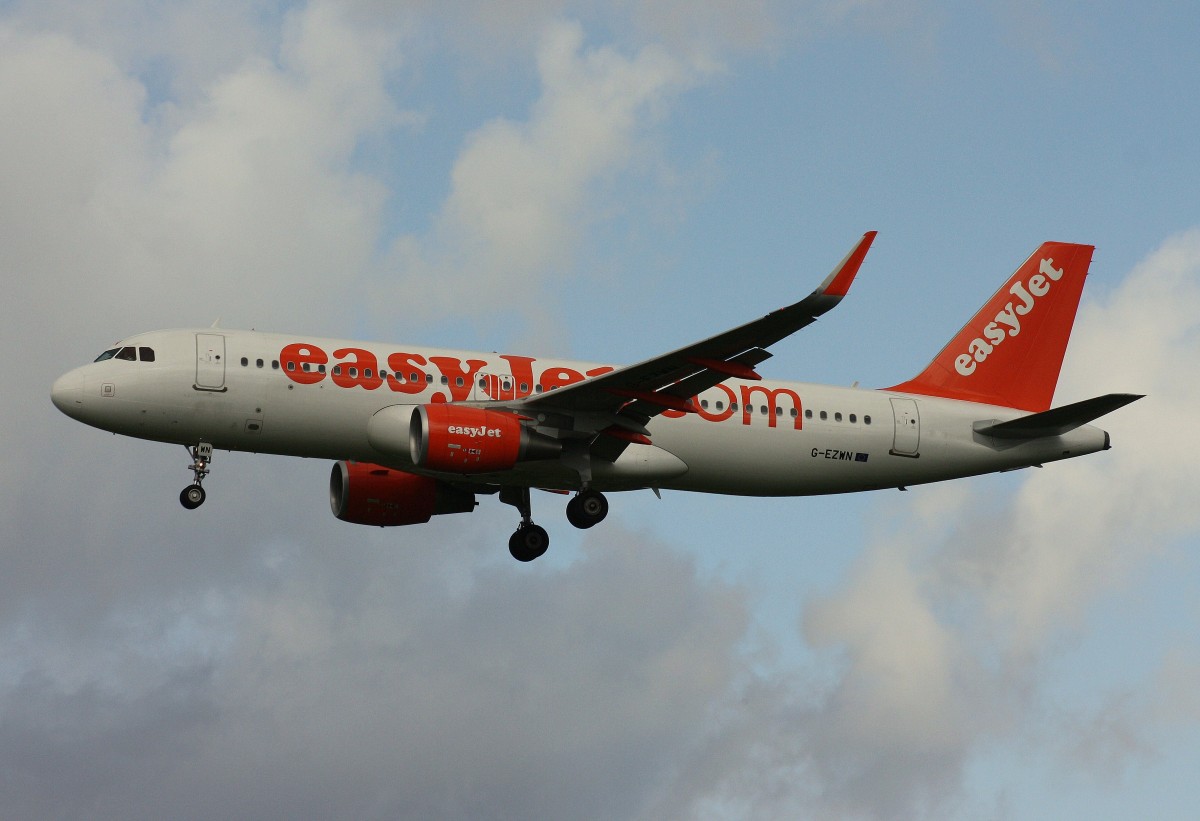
[[508, 523, 549, 562], [180, 484, 206, 510], [566, 489, 608, 529]]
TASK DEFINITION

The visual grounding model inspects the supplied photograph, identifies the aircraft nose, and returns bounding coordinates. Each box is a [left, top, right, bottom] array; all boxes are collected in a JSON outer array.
[[51, 369, 84, 417]]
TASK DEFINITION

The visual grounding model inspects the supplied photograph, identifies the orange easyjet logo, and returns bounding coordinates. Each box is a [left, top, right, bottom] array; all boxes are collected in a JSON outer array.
[[278, 344, 806, 430], [954, 257, 1065, 377]]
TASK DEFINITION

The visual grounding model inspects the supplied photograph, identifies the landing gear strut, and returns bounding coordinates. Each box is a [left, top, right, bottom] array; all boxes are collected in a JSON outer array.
[[500, 486, 549, 562], [496, 484, 549, 561], [180, 442, 212, 510], [566, 488, 608, 529]]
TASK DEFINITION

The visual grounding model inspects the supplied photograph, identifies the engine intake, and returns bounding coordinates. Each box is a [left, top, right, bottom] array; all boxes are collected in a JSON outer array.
[[330, 461, 475, 526], [409, 404, 561, 473]]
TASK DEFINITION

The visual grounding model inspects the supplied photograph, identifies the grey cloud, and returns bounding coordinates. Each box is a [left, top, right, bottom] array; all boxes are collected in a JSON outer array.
[[2, 524, 752, 820]]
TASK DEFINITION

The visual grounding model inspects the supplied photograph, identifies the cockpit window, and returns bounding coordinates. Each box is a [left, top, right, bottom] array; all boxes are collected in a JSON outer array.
[[115, 346, 136, 361], [139, 347, 155, 362], [94, 348, 119, 362]]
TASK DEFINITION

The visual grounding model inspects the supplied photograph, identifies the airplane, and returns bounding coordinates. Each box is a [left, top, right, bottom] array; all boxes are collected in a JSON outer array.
[[51, 232, 1141, 561]]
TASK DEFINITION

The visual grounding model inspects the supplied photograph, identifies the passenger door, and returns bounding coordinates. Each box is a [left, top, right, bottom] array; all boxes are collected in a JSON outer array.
[[890, 397, 920, 457], [195, 333, 227, 391]]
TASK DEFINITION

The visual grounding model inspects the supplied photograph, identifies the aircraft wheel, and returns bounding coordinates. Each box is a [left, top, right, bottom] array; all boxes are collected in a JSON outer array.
[[509, 523, 549, 562], [180, 484, 206, 510], [566, 489, 608, 529]]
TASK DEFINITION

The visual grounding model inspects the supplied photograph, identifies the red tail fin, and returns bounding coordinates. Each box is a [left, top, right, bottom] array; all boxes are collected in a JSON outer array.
[[886, 242, 1093, 412]]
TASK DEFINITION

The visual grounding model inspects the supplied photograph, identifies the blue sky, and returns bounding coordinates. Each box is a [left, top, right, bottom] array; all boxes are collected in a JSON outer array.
[[4, 2, 1200, 818]]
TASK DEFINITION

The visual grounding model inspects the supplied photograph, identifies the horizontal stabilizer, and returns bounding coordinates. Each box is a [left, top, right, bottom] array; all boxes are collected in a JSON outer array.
[[973, 393, 1143, 440]]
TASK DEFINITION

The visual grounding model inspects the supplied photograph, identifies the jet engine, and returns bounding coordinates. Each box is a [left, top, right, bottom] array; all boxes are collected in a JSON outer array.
[[409, 404, 561, 473], [330, 461, 476, 526]]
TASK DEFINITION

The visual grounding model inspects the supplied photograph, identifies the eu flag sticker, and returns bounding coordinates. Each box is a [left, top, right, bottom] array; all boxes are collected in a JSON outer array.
[[855, 452, 869, 463]]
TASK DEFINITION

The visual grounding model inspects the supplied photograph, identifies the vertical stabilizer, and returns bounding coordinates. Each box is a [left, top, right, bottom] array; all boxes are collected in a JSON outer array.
[[886, 242, 1093, 412]]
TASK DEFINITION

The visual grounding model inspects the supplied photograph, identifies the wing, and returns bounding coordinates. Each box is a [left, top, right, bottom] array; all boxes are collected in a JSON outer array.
[[508, 231, 876, 435]]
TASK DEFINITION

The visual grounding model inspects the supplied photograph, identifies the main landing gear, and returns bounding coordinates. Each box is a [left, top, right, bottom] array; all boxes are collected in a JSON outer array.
[[179, 442, 212, 510], [500, 486, 610, 561], [566, 488, 609, 530], [500, 486, 548, 562]]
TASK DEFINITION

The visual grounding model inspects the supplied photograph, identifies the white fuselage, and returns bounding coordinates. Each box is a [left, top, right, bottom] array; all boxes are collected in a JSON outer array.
[[51, 328, 1110, 496]]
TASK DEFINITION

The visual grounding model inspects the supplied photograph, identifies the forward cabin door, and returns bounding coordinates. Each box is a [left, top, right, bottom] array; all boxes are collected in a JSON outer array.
[[195, 333, 227, 391], [890, 397, 920, 457]]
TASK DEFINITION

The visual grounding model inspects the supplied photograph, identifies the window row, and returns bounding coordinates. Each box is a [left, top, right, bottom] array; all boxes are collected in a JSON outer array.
[[696, 397, 871, 424], [240, 357, 561, 393], [241, 357, 281, 370], [234, 355, 874, 424]]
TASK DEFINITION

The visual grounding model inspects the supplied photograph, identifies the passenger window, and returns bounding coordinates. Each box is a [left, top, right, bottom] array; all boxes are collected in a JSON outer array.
[[425, 374, 433, 384], [272, 361, 279, 370], [318, 364, 325, 373], [731, 403, 738, 412], [790, 408, 798, 418], [455, 376, 464, 387], [700, 399, 709, 409], [302, 363, 310, 372], [332, 365, 342, 376], [440, 375, 449, 385], [835, 412, 842, 422], [256, 359, 264, 368], [820, 411, 827, 420], [116, 347, 136, 361], [287, 362, 296, 371], [864, 415, 872, 425], [349, 368, 358, 378], [805, 409, 813, 419], [139, 347, 156, 362], [716, 401, 724, 411], [479, 378, 488, 389], [760, 405, 768, 415], [241, 357, 249, 367], [535, 384, 543, 394], [365, 369, 373, 379], [850, 414, 857, 423], [776, 407, 783, 417], [94, 348, 119, 362]]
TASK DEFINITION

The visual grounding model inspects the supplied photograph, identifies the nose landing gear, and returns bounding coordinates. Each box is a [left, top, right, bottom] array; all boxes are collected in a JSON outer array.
[[180, 442, 212, 510]]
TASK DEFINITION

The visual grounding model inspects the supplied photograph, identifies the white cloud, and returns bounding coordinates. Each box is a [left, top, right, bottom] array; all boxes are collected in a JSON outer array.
[[715, 229, 1200, 816], [1, 3, 414, 339], [384, 19, 709, 323]]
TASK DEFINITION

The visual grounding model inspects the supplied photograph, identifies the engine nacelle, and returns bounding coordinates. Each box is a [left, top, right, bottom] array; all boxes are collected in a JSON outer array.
[[409, 404, 561, 473], [329, 461, 476, 526]]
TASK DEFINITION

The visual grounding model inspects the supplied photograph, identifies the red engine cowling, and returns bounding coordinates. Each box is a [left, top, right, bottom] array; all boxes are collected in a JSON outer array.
[[329, 461, 476, 526], [409, 404, 561, 473]]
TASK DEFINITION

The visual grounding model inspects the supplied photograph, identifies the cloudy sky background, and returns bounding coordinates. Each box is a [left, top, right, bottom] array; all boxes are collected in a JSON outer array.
[[4, 1, 1200, 818]]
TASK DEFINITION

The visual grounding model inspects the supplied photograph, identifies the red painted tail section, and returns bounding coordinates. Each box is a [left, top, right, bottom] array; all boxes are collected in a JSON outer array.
[[886, 242, 1094, 412]]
